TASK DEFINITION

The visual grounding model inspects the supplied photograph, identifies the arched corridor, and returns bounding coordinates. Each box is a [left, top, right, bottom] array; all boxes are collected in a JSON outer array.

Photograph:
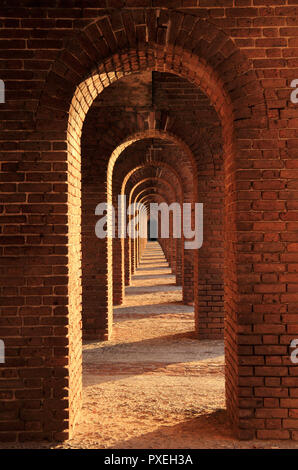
[[1, 3, 298, 447], [74, 241, 225, 448]]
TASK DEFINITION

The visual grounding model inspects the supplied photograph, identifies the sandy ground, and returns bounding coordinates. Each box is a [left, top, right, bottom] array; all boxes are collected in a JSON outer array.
[[62, 242, 229, 449], [2, 242, 298, 449]]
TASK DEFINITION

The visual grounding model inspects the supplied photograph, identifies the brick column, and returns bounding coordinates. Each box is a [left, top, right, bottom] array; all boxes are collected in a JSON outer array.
[[82, 184, 111, 340]]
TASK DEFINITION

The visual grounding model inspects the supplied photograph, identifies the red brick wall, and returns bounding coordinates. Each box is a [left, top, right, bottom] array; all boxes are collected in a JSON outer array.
[[0, 3, 298, 442], [196, 157, 225, 339]]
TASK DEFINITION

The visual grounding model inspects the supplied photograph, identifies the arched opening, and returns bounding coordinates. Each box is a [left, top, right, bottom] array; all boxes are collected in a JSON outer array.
[[31, 11, 267, 442], [4, 4, 298, 448], [77, 67, 226, 446]]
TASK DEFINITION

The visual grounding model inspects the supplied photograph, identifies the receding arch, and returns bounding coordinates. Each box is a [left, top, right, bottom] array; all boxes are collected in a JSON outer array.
[[127, 176, 178, 286], [34, 12, 267, 440], [108, 129, 198, 204], [122, 160, 189, 200], [110, 135, 195, 305], [129, 177, 179, 206]]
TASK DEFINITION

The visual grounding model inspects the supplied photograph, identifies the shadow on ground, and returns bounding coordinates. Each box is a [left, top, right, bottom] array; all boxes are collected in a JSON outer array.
[[113, 302, 193, 318], [108, 409, 235, 449]]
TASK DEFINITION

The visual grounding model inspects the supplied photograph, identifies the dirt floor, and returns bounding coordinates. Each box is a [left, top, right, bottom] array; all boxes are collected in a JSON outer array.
[[2, 241, 298, 449]]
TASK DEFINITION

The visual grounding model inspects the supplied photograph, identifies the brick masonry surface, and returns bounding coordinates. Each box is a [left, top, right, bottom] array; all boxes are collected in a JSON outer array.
[[0, 1, 298, 442]]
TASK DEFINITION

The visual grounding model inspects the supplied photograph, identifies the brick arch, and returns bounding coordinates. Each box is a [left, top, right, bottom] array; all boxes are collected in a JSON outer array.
[[137, 189, 185, 284], [140, 193, 169, 203], [139, 194, 167, 206], [138, 190, 172, 259], [37, 11, 264, 137], [129, 177, 180, 205], [127, 176, 180, 287], [82, 128, 196, 317], [111, 138, 191, 302], [107, 129, 198, 202], [110, 135, 193, 305], [132, 179, 180, 207], [33, 10, 268, 441], [129, 175, 191, 299], [122, 162, 184, 201], [115, 160, 185, 295], [130, 180, 178, 277], [83, 94, 221, 189], [134, 186, 177, 205], [109, 134, 198, 296]]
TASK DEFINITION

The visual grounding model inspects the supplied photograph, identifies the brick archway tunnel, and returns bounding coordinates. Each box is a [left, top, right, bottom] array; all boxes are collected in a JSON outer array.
[[1, 4, 298, 444]]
